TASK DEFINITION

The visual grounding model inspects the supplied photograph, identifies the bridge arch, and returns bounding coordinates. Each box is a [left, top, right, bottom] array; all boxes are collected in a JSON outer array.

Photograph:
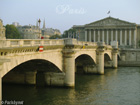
[[104, 52, 112, 60], [1, 54, 63, 78], [2, 59, 63, 86], [75, 54, 96, 73], [104, 53, 112, 68], [74, 50, 96, 63], [104, 53, 112, 61], [117, 53, 121, 61], [9, 59, 62, 73]]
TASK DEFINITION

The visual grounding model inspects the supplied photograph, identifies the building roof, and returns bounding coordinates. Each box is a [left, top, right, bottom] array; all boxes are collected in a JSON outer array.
[[85, 16, 136, 26], [73, 16, 137, 28]]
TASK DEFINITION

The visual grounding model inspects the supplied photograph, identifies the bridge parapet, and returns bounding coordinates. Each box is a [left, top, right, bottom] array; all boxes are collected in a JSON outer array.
[[0, 39, 65, 48], [97, 42, 113, 50], [63, 38, 97, 46], [0, 38, 98, 48]]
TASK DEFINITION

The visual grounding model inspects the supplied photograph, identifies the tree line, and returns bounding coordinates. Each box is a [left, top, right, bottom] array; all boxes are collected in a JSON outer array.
[[5, 24, 21, 39], [4, 24, 76, 39]]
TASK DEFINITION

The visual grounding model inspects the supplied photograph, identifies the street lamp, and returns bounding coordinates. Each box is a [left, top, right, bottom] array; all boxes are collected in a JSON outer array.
[[38, 19, 41, 39]]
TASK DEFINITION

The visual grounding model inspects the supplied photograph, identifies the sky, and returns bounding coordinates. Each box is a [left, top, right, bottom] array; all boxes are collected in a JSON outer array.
[[0, 0, 140, 33]]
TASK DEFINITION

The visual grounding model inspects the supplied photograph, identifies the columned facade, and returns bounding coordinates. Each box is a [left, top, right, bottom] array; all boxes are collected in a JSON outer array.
[[129, 30, 131, 46], [102, 30, 104, 42], [85, 30, 87, 42], [73, 17, 140, 48], [83, 29, 137, 48], [134, 29, 137, 48], [120, 30, 122, 45]]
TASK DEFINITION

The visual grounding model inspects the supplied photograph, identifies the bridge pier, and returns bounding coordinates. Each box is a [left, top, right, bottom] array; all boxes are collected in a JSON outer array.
[[44, 72, 65, 86], [63, 50, 75, 88], [0, 59, 9, 104], [25, 71, 37, 85], [98, 51, 104, 74], [83, 65, 97, 74], [104, 61, 113, 68], [112, 49, 118, 68]]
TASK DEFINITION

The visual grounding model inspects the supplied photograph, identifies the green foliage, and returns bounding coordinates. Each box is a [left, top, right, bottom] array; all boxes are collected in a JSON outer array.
[[62, 30, 69, 38], [49, 34, 61, 39], [5, 24, 21, 39], [62, 28, 76, 38]]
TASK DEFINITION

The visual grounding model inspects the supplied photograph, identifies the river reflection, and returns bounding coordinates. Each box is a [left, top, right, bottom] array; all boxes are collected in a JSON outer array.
[[2, 67, 140, 105]]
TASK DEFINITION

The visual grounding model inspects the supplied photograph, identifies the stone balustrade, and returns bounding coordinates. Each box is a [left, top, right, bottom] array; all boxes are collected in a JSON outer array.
[[0, 39, 65, 48], [0, 38, 99, 48]]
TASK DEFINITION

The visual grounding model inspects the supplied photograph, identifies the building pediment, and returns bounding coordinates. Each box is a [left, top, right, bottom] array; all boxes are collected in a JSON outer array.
[[86, 17, 136, 27]]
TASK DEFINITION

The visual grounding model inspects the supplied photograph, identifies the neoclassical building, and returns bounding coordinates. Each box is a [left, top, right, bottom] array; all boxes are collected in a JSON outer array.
[[73, 17, 140, 48], [0, 19, 6, 40]]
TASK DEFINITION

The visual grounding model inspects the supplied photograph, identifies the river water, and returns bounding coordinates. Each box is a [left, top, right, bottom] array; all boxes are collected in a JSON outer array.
[[2, 67, 140, 105]]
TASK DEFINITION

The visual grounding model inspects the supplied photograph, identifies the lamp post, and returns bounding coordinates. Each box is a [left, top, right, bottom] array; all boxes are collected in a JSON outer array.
[[38, 19, 41, 39]]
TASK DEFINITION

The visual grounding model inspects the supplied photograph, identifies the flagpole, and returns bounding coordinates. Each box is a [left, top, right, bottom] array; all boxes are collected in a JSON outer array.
[[107, 10, 111, 17]]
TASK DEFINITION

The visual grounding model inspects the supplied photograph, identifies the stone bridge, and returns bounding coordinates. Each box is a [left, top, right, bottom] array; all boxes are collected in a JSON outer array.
[[0, 38, 118, 101]]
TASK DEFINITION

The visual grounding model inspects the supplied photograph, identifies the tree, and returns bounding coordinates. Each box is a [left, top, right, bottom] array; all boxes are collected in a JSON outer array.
[[5, 24, 21, 39], [62, 30, 68, 38], [49, 34, 61, 39], [62, 28, 76, 38]]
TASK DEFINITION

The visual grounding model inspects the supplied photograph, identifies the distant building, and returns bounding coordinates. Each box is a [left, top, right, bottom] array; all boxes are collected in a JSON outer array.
[[17, 25, 40, 39], [13, 19, 61, 39], [12, 22, 19, 27], [73, 17, 140, 48], [42, 19, 61, 39], [0, 19, 6, 40]]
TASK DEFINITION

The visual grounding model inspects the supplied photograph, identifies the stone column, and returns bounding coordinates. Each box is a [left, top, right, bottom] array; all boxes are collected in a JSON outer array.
[[112, 49, 118, 68], [115, 30, 118, 41], [98, 50, 104, 74], [89, 29, 91, 42], [134, 29, 137, 48], [129, 29, 131, 46], [125, 29, 127, 45], [120, 30, 122, 45], [85, 30, 87, 42], [63, 51, 75, 87], [111, 30, 113, 42], [107, 30, 109, 45], [94, 30, 96, 42], [92, 30, 94, 42], [102, 30, 104, 42], [98, 30, 100, 42]]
